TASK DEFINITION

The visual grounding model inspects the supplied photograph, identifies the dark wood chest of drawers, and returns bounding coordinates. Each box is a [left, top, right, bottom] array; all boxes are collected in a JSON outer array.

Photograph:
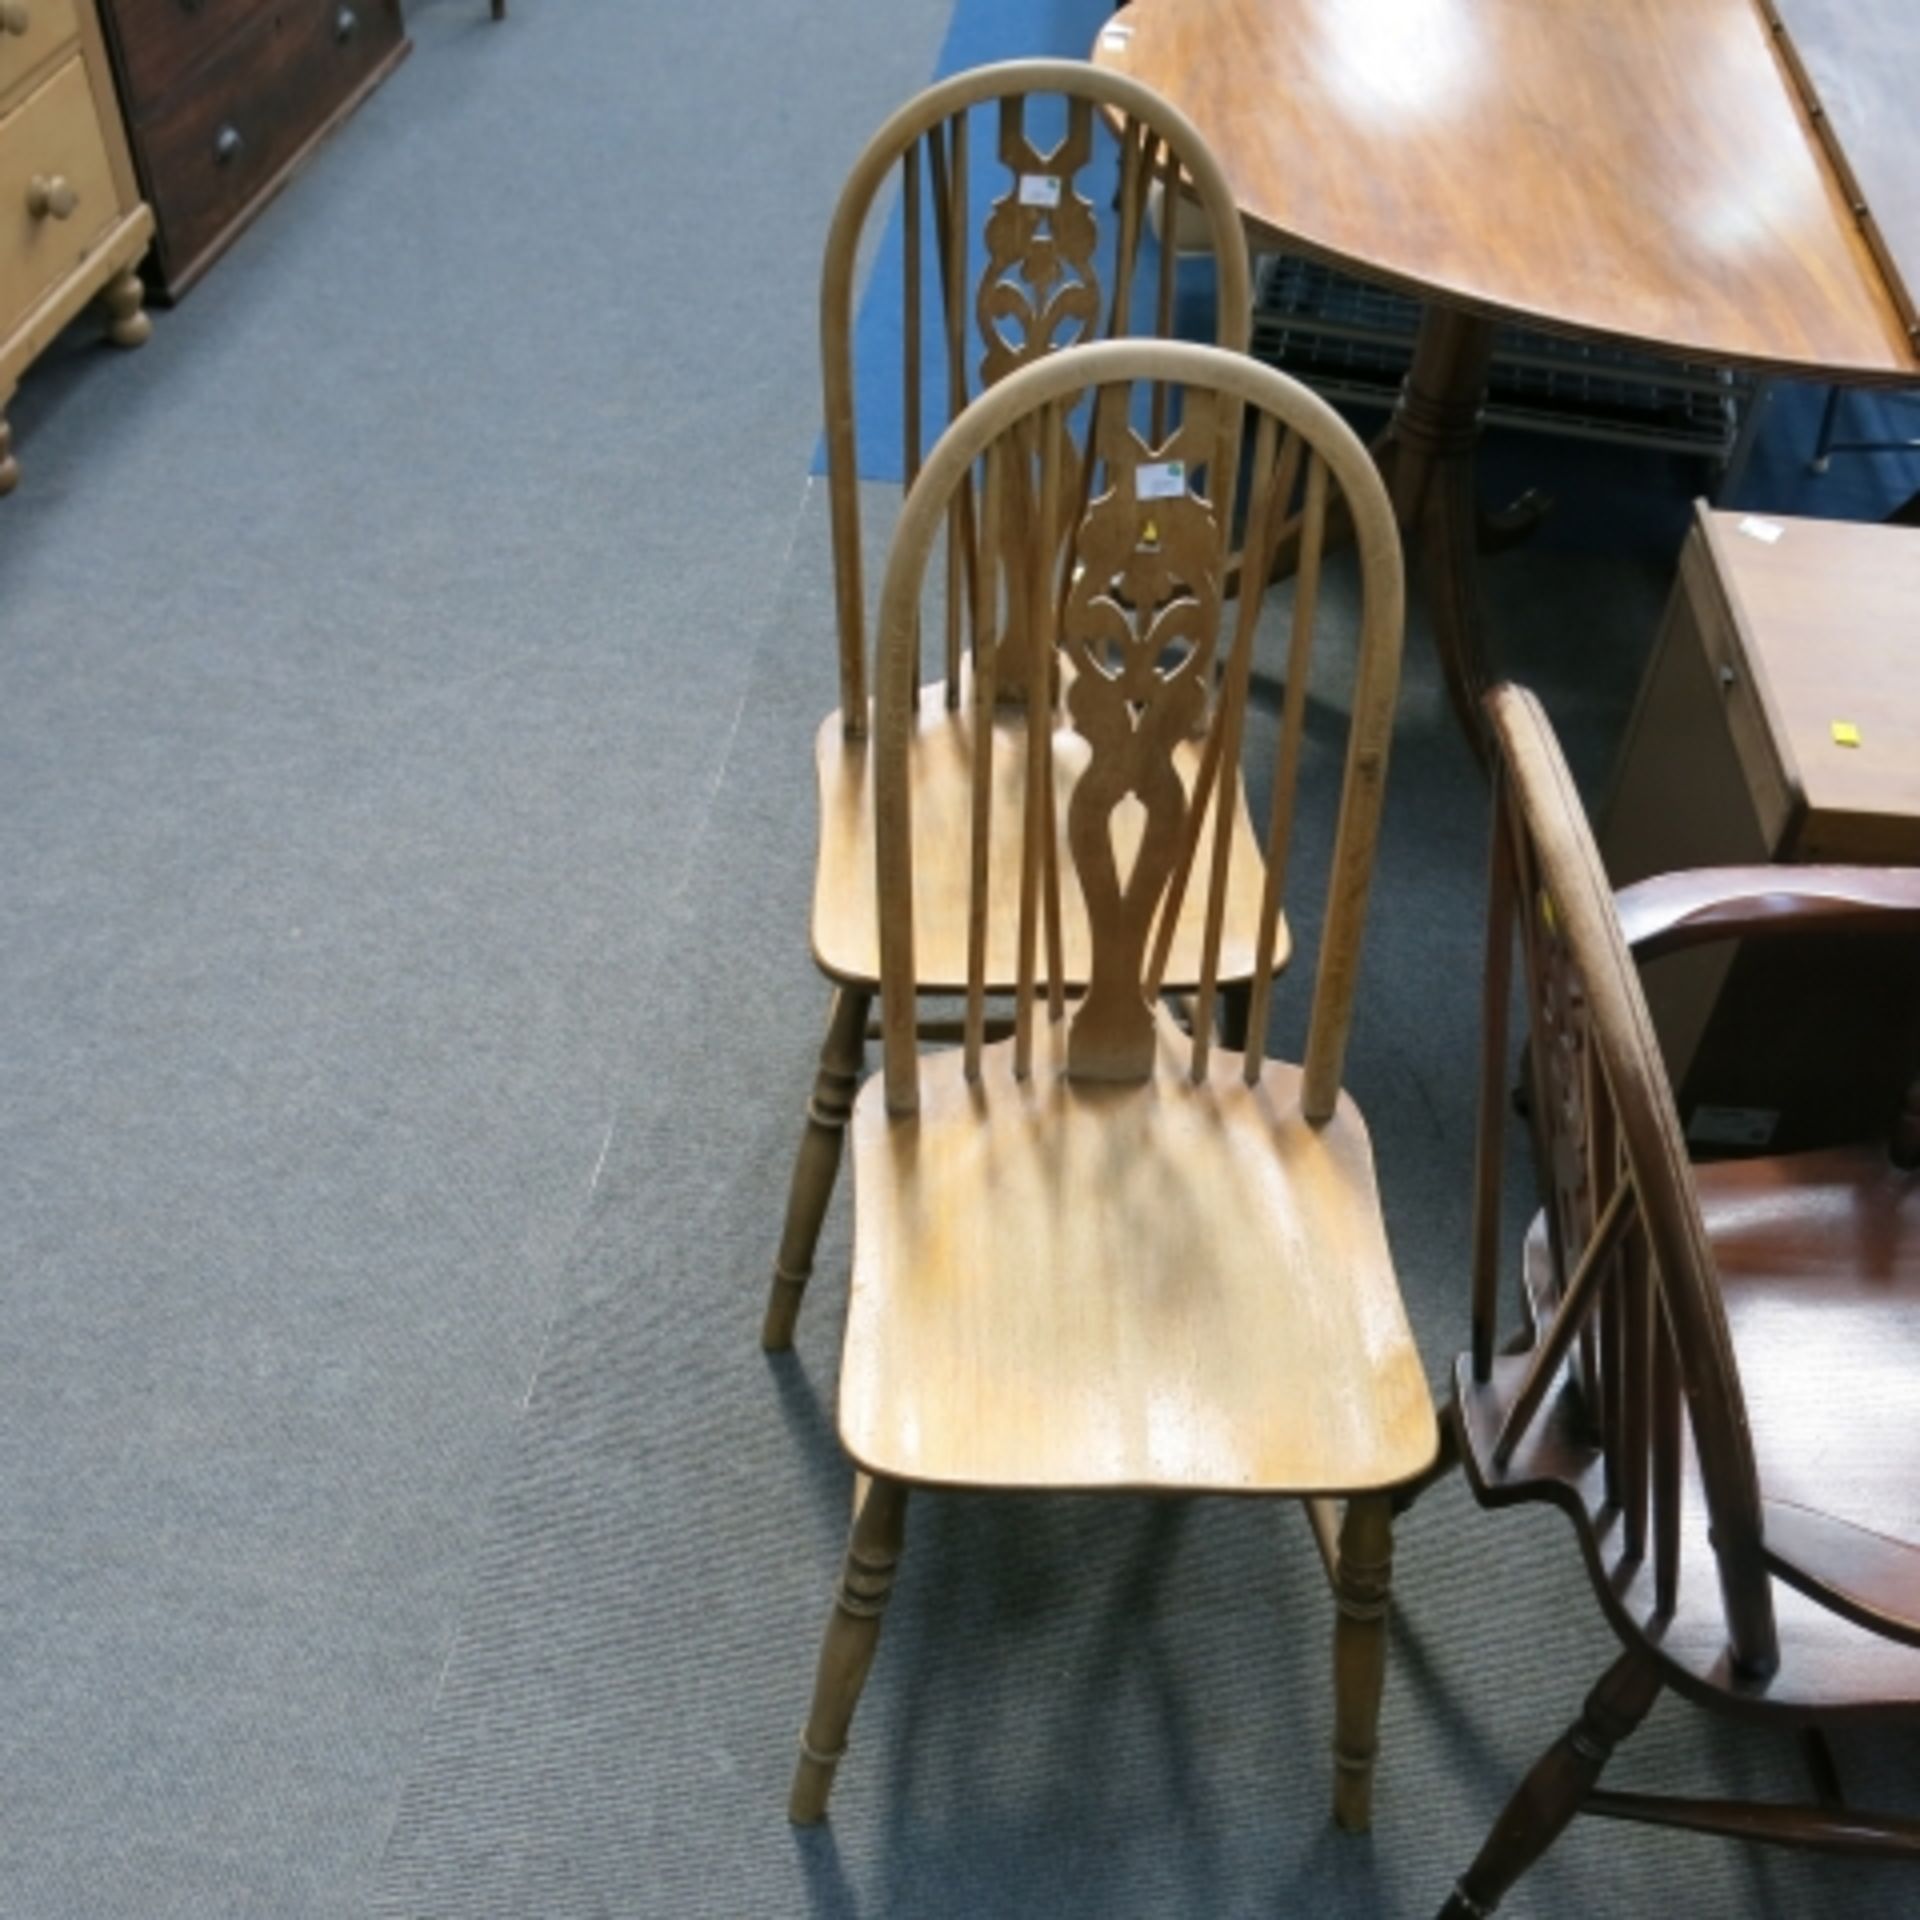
[[1601, 506, 1920, 1155], [95, 0, 408, 297]]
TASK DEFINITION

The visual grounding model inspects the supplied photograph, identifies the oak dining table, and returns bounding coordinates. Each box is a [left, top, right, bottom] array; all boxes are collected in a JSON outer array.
[[1093, 0, 1920, 757]]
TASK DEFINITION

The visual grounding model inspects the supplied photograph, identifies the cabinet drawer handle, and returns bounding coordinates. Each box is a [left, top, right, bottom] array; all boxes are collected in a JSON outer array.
[[27, 174, 77, 220], [0, 3, 31, 37], [213, 124, 244, 166], [334, 4, 357, 39]]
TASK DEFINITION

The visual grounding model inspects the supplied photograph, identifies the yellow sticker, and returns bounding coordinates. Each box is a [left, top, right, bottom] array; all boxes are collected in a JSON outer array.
[[1831, 721, 1861, 748]]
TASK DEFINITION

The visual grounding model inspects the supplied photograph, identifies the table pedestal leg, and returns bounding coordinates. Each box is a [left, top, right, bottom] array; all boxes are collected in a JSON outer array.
[[1255, 303, 1548, 768], [1388, 306, 1501, 761]]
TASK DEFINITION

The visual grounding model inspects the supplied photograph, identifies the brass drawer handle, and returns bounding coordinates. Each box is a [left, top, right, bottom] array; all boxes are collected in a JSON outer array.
[[27, 173, 77, 220], [213, 124, 244, 166], [334, 4, 356, 40], [0, 2, 31, 37]]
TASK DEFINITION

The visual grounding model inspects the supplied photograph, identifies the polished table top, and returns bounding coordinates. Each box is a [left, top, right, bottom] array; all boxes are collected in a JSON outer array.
[[1095, 0, 1917, 380]]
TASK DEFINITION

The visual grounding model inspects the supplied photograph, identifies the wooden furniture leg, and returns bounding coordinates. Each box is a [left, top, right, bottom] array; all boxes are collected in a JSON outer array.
[[790, 1473, 909, 1824], [1437, 1649, 1664, 1917], [98, 268, 152, 350], [763, 986, 870, 1351], [1256, 306, 1522, 764], [1390, 306, 1500, 763], [1332, 1493, 1395, 1832]]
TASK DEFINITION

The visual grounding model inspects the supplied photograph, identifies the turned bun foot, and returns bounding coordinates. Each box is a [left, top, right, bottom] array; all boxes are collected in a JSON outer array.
[[100, 268, 152, 350], [0, 419, 19, 497]]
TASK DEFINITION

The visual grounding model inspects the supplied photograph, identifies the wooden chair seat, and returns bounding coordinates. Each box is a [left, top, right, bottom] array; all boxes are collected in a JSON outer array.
[[1701, 1146, 1920, 1648], [1460, 1151, 1920, 1717], [1459, 1365, 1920, 1722], [840, 1005, 1436, 1493], [811, 687, 1278, 990]]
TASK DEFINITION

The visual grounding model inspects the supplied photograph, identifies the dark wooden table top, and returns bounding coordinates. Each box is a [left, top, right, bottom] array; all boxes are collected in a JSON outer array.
[[1095, 0, 1918, 380], [1760, 0, 1920, 357]]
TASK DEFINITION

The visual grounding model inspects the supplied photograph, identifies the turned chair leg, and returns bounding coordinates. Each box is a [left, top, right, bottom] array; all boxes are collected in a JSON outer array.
[[99, 267, 152, 350], [1437, 1648, 1663, 1918], [762, 985, 870, 1351], [790, 1473, 909, 1824], [1332, 1493, 1395, 1832]]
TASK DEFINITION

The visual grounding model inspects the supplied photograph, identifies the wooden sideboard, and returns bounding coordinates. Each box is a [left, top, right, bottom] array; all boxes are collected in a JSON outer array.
[[0, 0, 153, 493], [94, 0, 409, 299], [1602, 507, 1920, 1154]]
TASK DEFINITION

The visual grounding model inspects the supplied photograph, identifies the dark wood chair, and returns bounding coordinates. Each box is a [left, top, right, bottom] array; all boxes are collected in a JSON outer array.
[[784, 337, 1438, 1833], [1440, 683, 1920, 1917]]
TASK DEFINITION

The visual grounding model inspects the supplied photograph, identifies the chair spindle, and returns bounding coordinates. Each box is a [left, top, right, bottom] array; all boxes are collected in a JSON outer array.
[[1013, 407, 1061, 1078], [964, 444, 1004, 1082], [1492, 1179, 1637, 1471], [1240, 448, 1327, 1083], [1150, 141, 1178, 441], [928, 115, 976, 704], [1470, 778, 1517, 1378], [1589, 1063, 1625, 1509], [1652, 1297, 1683, 1616], [1110, 117, 1144, 339], [903, 142, 922, 491], [1189, 417, 1291, 1081], [1621, 1215, 1652, 1561], [1040, 406, 1067, 1026]]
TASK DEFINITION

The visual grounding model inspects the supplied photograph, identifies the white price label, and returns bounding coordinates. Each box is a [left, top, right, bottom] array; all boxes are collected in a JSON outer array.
[[1135, 460, 1186, 500], [1018, 174, 1063, 208], [1737, 516, 1784, 545]]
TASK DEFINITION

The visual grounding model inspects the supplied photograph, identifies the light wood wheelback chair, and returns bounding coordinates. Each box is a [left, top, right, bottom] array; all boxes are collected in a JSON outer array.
[[784, 337, 1440, 1832], [765, 58, 1263, 1351], [1440, 683, 1920, 1917]]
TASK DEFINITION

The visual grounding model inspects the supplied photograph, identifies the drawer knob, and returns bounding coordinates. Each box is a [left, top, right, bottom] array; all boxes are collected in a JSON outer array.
[[27, 174, 78, 221], [213, 124, 244, 166], [0, 3, 30, 36], [334, 4, 357, 39]]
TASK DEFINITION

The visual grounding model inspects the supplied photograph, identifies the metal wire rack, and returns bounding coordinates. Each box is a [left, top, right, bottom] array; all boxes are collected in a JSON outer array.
[[1250, 255, 1755, 464]]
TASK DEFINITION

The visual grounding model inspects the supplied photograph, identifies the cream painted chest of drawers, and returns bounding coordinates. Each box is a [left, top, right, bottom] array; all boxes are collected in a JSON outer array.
[[0, 0, 152, 494]]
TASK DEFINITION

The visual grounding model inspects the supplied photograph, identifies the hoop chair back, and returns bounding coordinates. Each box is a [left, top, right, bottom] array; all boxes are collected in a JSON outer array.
[[868, 337, 1402, 1124], [821, 59, 1255, 731], [1474, 684, 1779, 1678]]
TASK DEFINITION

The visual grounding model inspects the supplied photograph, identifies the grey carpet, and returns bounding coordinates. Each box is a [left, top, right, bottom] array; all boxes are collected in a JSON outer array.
[[366, 479, 1919, 1918], [0, 1, 951, 1914], [3, 4, 1915, 1917]]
